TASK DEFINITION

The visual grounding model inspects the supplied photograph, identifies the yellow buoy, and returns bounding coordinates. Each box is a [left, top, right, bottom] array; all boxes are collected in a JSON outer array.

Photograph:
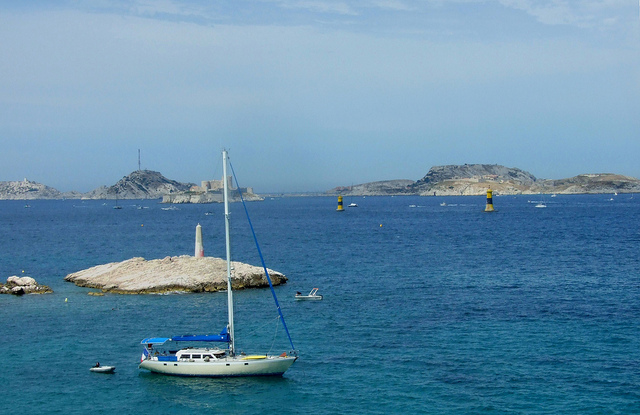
[[485, 189, 495, 212], [336, 195, 344, 212]]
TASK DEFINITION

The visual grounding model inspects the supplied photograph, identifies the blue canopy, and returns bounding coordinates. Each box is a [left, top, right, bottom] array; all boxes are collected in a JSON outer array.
[[141, 327, 229, 345], [141, 337, 171, 345]]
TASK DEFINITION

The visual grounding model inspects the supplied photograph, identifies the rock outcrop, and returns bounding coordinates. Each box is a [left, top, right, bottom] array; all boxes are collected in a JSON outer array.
[[162, 188, 264, 204], [1, 276, 53, 295], [64, 256, 287, 294]]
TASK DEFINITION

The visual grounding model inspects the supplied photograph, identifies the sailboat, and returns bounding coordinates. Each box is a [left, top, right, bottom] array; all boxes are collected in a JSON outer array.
[[347, 184, 358, 207], [138, 150, 297, 377], [113, 192, 122, 209], [534, 192, 547, 208]]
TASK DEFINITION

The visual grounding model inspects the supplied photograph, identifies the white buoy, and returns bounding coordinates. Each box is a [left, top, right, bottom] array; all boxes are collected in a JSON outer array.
[[195, 223, 204, 257]]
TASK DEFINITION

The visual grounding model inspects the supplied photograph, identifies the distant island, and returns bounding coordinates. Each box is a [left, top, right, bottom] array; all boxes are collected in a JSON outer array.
[[0, 170, 262, 202], [2, 164, 639, 200], [328, 164, 640, 196]]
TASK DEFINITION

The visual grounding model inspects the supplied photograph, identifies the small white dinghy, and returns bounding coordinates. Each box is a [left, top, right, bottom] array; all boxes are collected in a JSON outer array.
[[295, 288, 323, 301], [90, 364, 115, 373]]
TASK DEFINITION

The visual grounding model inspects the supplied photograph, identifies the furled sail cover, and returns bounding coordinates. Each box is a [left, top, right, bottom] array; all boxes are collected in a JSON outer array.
[[141, 327, 229, 345]]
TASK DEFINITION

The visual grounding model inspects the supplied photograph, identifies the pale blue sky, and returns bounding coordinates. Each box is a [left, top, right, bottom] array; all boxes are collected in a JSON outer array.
[[1, 1, 638, 192]]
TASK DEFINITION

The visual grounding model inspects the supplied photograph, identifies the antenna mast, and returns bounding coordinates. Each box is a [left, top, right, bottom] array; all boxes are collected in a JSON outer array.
[[138, 149, 141, 171]]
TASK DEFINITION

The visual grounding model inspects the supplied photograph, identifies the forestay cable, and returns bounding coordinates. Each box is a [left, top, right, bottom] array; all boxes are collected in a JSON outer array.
[[228, 160, 296, 353]]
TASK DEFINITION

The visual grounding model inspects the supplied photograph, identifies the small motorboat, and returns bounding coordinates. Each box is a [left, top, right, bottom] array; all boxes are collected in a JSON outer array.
[[348, 203, 358, 207], [90, 364, 115, 373], [295, 288, 323, 301]]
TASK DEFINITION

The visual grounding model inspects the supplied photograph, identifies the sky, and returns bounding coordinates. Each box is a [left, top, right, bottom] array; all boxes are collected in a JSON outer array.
[[0, 0, 638, 193]]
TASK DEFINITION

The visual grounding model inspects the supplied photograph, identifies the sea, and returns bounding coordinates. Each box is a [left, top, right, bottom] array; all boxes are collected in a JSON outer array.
[[0, 194, 639, 414]]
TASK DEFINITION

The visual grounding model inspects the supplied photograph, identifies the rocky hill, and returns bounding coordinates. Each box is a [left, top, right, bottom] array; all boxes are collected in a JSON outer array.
[[328, 164, 640, 196], [82, 170, 194, 199], [409, 164, 539, 196]]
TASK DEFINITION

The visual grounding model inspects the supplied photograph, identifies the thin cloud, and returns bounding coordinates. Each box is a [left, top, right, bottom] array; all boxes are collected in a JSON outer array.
[[498, 0, 629, 28], [270, 0, 358, 15], [371, 0, 415, 12]]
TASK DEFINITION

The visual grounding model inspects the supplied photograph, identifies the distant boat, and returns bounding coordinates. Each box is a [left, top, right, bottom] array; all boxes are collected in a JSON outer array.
[[139, 149, 297, 378], [348, 202, 358, 208], [161, 206, 179, 211], [295, 288, 323, 301]]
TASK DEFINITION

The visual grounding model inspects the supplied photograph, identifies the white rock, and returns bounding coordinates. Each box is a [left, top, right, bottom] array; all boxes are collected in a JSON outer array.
[[14, 277, 37, 286], [64, 255, 286, 294]]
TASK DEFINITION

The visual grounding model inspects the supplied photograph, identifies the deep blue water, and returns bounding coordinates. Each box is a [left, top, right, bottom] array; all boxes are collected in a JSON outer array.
[[0, 195, 639, 414]]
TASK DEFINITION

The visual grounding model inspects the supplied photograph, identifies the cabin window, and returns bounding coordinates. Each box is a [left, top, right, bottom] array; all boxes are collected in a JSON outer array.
[[192, 354, 201, 359], [204, 355, 212, 359], [180, 354, 190, 359]]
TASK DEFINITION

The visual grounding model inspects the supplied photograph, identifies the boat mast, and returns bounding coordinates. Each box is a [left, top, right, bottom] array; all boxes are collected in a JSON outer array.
[[223, 149, 235, 356]]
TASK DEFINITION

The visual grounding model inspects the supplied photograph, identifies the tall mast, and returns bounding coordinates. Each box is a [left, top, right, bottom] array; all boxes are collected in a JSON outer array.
[[222, 150, 235, 356]]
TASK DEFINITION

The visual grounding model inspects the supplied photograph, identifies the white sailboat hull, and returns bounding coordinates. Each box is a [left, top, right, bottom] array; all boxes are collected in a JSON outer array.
[[139, 355, 297, 377]]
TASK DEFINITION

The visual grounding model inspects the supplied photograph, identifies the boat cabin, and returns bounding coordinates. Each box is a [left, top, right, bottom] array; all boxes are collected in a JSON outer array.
[[175, 348, 226, 361]]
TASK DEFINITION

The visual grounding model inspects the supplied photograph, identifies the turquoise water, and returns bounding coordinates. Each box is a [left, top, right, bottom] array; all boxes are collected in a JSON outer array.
[[1, 195, 639, 414]]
